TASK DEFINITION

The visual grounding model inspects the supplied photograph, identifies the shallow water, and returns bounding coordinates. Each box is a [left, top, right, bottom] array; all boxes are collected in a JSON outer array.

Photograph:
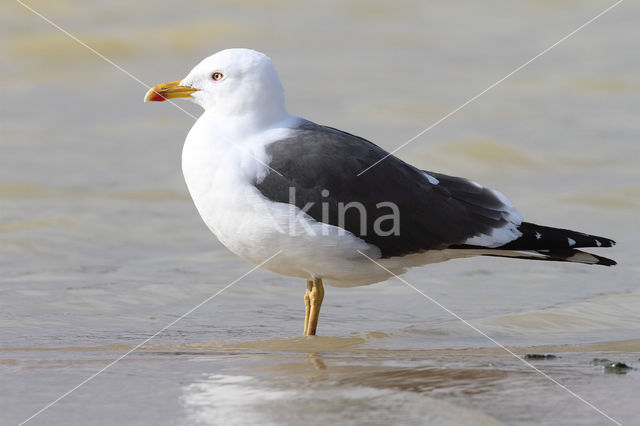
[[2, 1, 640, 425]]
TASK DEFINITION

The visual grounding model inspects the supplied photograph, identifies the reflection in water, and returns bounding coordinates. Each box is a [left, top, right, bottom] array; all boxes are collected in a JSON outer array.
[[174, 337, 638, 425], [306, 352, 327, 370], [182, 374, 503, 426]]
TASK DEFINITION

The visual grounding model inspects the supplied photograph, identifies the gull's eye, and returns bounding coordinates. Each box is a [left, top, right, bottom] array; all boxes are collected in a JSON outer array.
[[211, 72, 224, 81]]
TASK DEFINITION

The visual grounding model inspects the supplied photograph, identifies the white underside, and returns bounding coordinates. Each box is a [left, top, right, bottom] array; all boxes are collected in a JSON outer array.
[[182, 112, 523, 287]]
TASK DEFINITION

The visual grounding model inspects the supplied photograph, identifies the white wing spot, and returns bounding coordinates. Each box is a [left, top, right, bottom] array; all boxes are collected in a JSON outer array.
[[535, 232, 542, 240], [423, 172, 439, 185], [568, 237, 576, 246], [595, 239, 602, 247]]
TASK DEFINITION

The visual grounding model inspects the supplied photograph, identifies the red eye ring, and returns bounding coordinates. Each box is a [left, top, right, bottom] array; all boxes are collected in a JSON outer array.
[[212, 72, 224, 81]]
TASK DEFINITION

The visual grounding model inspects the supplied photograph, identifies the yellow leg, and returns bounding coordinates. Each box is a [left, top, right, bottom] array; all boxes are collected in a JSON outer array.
[[304, 280, 312, 335], [305, 278, 324, 336]]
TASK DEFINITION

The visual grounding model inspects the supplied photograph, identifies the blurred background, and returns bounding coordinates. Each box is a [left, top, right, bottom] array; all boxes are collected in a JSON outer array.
[[2, 1, 639, 425]]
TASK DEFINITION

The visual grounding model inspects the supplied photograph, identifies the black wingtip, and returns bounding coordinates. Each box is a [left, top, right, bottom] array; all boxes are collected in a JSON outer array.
[[541, 248, 617, 267], [595, 255, 617, 267], [596, 237, 616, 248], [495, 222, 617, 251]]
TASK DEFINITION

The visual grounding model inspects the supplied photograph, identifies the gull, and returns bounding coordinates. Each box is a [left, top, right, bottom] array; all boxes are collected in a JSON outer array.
[[144, 48, 615, 336]]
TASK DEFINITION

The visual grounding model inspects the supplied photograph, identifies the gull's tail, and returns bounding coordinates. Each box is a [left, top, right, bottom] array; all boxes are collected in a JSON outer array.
[[456, 222, 617, 266], [479, 248, 616, 266]]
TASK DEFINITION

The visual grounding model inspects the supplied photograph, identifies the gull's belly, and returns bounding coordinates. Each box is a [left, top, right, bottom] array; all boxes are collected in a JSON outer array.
[[194, 182, 370, 274], [196, 184, 288, 265]]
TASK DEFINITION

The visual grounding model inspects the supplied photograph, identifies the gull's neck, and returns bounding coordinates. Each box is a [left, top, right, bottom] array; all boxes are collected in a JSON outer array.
[[197, 107, 293, 141]]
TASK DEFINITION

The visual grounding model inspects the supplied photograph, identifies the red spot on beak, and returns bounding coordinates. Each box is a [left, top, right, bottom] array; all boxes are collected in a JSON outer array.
[[146, 90, 167, 102]]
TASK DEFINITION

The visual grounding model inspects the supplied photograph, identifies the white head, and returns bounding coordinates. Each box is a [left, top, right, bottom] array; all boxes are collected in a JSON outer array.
[[145, 48, 287, 126]]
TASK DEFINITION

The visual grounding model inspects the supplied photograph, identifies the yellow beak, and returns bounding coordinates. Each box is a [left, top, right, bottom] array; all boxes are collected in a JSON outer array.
[[144, 80, 198, 102]]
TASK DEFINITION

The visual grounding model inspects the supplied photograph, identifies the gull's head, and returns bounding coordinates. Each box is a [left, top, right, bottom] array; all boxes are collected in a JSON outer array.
[[144, 48, 286, 121]]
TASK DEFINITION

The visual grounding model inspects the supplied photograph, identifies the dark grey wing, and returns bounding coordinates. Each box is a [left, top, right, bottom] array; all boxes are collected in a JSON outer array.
[[255, 120, 517, 258]]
